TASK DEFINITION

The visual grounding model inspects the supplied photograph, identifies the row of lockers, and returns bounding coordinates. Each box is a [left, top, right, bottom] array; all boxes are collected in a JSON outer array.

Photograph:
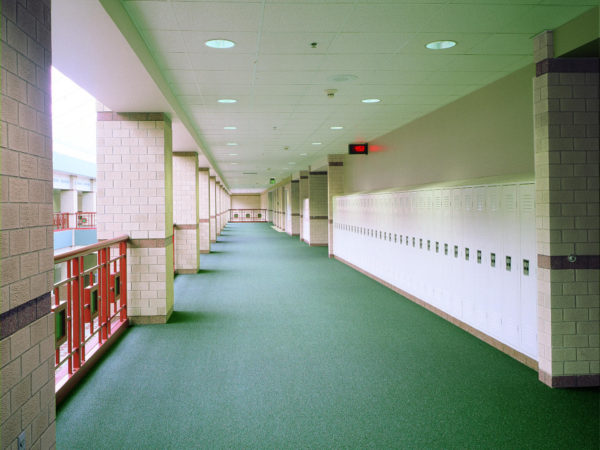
[[332, 182, 537, 359]]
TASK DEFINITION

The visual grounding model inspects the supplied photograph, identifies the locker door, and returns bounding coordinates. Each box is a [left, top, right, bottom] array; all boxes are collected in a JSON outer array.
[[449, 188, 463, 319], [485, 185, 502, 339], [519, 183, 537, 358], [501, 184, 520, 348], [472, 186, 488, 330]]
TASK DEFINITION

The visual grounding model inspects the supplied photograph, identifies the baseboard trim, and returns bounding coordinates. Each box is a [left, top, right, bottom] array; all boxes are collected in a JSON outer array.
[[539, 370, 600, 388], [175, 269, 198, 274], [333, 255, 538, 373]]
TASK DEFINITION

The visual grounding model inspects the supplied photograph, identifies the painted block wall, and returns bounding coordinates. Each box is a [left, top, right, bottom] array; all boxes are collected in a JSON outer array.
[[232, 194, 261, 209], [0, 0, 56, 447], [343, 66, 535, 194], [333, 181, 538, 360]]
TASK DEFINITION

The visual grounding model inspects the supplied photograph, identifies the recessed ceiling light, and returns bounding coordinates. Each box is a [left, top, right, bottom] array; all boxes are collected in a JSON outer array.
[[330, 126, 343, 130], [231, 162, 239, 165], [218, 99, 237, 104], [329, 74, 358, 82], [362, 98, 381, 103], [312, 142, 322, 145], [426, 40, 456, 50], [288, 162, 296, 165], [300, 153, 307, 156], [224, 126, 237, 130], [205, 39, 235, 49], [226, 142, 238, 146], [228, 153, 238, 156]]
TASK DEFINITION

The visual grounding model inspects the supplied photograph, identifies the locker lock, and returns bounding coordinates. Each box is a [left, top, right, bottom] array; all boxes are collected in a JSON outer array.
[[523, 259, 529, 276], [506, 256, 512, 271]]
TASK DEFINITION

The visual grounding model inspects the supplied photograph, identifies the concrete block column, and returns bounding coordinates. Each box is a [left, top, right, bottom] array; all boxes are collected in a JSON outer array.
[[209, 176, 216, 243], [291, 179, 300, 236], [1, 0, 56, 447], [533, 31, 599, 388], [308, 170, 328, 246], [327, 154, 345, 257], [299, 171, 309, 242], [215, 182, 221, 236], [173, 153, 199, 274], [96, 112, 174, 324], [198, 168, 210, 253]]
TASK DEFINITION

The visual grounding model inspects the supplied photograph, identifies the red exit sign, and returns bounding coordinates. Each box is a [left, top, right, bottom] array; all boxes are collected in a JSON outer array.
[[349, 143, 368, 154]]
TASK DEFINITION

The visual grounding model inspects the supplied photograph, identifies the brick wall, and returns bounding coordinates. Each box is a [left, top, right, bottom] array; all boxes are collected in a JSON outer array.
[[533, 31, 599, 387], [1, 0, 56, 447], [173, 153, 199, 273], [96, 112, 174, 324]]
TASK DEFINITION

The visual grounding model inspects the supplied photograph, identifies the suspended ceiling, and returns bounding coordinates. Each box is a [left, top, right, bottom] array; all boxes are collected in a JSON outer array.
[[53, 0, 597, 192]]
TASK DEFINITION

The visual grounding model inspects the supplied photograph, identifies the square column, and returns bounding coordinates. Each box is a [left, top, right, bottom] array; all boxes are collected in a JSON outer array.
[[0, 1, 56, 447], [290, 179, 300, 236], [308, 171, 328, 246], [215, 182, 221, 236], [209, 176, 217, 243], [533, 31, 599, 387], [198, 168, 210, 254], [327, 155, 345, 257], [173, 153, 199, 274], [96, 112, 174, 324], [299, 171, 309, 242]]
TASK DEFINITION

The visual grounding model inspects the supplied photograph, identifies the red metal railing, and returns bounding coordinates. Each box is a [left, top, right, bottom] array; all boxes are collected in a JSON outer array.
[[230, 209, 267, 222], [53, 235, 129, 401], [54, 212, 96, 231]]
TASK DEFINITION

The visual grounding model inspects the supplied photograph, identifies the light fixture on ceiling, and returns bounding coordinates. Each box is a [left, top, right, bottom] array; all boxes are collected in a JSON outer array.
[[218, 99, 237, 103], [288, 162, 296, 165], [329, 74, 358, 82], [362, 98, 381, 103], [205, 39, 235, 49], [330, 126, 343, 130], [312, 142, 322, 145], [425, 40, 456, 50], [226, 142, 238, 146], [231, 162, 239, 165], [300, 153, 307, 156], [228, 153, 238, 156], [224, 126, 237, 130]]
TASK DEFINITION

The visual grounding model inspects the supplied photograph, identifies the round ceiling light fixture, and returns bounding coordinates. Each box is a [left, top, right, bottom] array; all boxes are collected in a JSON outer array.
[[425, 40, 456, 50], [224, 126, 237, 130], [362, 98, 381, 103], [330, 126, 344, 130], [226, 142, 238, 146], [205, 39, 235, 49], [312, 142, 322, 145], [300, 153, 307, 156], [218, 99, 237, 104]]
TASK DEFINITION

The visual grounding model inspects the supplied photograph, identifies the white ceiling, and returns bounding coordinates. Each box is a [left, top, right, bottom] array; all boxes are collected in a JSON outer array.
[[54, 0, 597, 191]]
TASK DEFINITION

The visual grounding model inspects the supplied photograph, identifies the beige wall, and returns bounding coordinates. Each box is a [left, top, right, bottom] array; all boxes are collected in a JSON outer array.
[[344, 65, 535, 193], [232, 195, 261, 209]]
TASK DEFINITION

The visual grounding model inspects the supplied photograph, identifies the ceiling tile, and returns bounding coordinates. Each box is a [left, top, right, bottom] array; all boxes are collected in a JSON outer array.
[[172, 2, 263, 32]]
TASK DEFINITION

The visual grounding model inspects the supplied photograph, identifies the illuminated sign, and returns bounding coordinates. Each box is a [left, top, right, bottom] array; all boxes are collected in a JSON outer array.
[[349, 143, 368, 155]]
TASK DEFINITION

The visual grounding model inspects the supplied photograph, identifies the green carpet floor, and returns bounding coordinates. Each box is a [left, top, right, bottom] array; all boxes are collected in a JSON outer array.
[[57, 223, 599, 449]]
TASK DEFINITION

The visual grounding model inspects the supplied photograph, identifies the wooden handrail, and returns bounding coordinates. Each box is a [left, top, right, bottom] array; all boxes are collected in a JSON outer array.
[[54, 235, 130, 264]]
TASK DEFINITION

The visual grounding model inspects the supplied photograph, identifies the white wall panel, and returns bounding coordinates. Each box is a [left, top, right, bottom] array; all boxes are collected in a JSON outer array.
[[332, 181, 537, 360]]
